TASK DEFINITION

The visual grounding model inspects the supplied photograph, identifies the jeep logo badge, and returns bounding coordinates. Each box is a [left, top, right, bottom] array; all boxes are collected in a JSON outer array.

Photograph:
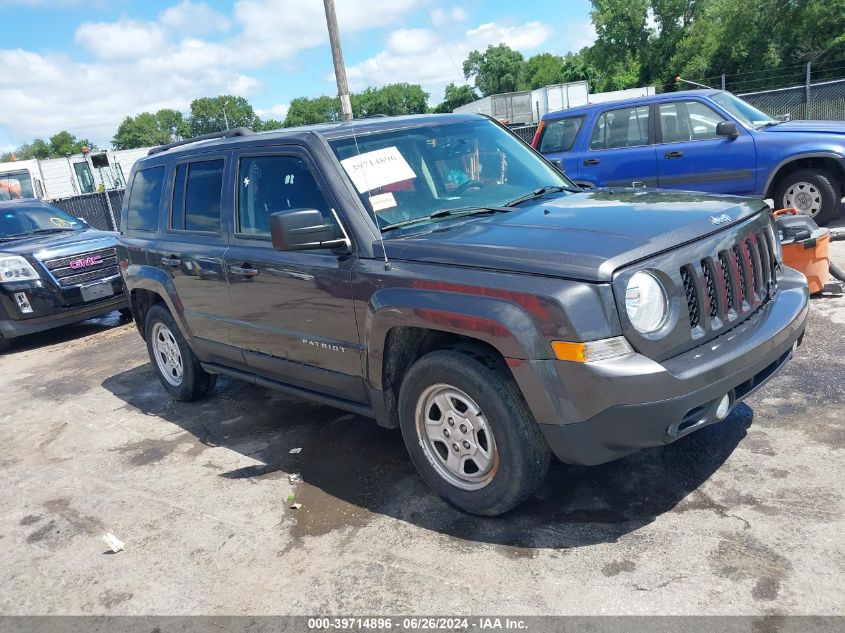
[[69, 255, 103, 270], [709, 214, 732, 225]]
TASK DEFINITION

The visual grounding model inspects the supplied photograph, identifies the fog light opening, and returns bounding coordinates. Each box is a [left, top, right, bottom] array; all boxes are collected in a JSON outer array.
[[716, 394, 731, 420]]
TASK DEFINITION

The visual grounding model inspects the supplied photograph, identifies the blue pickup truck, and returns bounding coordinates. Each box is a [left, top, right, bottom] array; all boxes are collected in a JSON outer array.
[[532, 89, 845, 224]]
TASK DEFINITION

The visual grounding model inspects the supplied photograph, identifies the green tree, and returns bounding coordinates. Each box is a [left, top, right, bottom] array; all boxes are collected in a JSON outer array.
[[519, 53, 567, 90], [112, 112, 171, 150], [255, 118, 285, 131], [283, 95, 342, 127], [49, 131, 95, 156], [433, 83, 479, 113], [463, 44, 526, 96], [352, 83, 429, 117], [189, 95, 259, 136]]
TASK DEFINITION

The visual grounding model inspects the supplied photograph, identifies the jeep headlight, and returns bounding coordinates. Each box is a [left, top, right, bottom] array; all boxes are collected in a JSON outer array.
[[625, 271, 668, 334], [0, 255, 40, 283]]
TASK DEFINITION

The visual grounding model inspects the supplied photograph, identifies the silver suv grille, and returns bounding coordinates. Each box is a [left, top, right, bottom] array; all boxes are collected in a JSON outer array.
[[43, 247, 119, 288], [680, 228, 777, 334]]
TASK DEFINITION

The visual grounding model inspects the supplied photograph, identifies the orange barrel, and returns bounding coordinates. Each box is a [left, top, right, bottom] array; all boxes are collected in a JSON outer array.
[[773, 208, 831, 295]]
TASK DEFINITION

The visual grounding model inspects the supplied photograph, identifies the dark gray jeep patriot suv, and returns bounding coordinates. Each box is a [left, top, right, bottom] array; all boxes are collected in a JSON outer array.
[[117, 113, 809, 515]]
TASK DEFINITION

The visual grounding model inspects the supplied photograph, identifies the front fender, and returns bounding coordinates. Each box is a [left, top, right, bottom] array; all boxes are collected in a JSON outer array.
[[365, 287, 546, 389], [123, 263, 193, 341]]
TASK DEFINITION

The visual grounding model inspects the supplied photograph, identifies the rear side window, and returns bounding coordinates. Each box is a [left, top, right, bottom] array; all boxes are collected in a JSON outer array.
[[589, 106, 650, 150], [170, 159, 224, 232], [238, 155, 337, 237], [126, 166, 165, 231], [538, 117, 584, 153]]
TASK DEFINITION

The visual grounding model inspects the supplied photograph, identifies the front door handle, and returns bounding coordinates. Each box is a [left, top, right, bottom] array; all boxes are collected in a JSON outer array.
[[161, 256, 181, 267], [583, 158, 600, 166], [664, 151, 684, 159], [229, 264, 259, 277]]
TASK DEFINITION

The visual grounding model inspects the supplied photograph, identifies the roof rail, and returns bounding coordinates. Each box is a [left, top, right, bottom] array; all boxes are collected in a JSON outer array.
[[147, 127, 253, 156]]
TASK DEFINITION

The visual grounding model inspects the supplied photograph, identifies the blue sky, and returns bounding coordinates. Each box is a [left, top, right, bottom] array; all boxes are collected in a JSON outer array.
[[0, 0, 595, 150]]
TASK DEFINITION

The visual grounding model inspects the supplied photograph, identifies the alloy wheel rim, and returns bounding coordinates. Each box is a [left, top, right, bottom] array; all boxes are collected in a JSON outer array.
[[414, 383, 499, 491], [783, 181, 822, 217], [151, 322, 184, 387]]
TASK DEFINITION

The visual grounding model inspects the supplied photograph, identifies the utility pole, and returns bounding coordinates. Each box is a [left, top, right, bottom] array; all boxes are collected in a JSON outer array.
[[323, 0, 353, 121], [222, 100, 230, 131]]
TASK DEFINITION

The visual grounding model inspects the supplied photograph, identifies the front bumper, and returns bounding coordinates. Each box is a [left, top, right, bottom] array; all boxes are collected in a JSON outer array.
[[510, 266, 809, 466], [0, 276, 127, 340]]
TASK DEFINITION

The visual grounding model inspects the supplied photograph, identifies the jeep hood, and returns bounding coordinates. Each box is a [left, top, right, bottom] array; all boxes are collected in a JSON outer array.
[[382, 189, 768, 282], [761, 120, 845, 135]]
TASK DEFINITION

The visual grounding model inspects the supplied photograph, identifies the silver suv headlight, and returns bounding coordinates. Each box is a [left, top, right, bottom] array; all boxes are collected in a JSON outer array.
[[0, 255, 40, 283], [625, 271, 668, 334]]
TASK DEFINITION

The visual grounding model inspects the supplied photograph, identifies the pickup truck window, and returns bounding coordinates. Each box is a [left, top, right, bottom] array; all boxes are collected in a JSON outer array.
[[238, 155, 338, 237], [329, 119, 571, 229], [127, 166, 165, 231], [170, 159, 223, 233], [538, 117, 584, 153], [589, 106, 650, 150], [659, 101, 725, 142]]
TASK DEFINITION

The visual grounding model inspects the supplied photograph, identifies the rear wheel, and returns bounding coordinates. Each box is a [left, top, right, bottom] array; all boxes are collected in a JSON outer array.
[[775, 168, 842, 225], [144, 304, 216, 401], [398, 349, 550, 515]]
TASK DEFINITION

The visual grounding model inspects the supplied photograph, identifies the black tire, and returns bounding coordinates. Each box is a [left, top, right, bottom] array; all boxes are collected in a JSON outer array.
[[144, 303, 216, 401], [398, 349, 550, 516], [0, 337, 11, 353], [774, 168, 842, 225]]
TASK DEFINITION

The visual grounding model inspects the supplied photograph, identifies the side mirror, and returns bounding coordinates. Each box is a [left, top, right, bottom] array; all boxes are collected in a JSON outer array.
[[549, 158, 564, 173], [270, 209, 347, 252], [716, 121, 739, 139]]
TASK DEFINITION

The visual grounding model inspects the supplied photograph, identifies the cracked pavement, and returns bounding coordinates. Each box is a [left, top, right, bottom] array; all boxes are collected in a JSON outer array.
[[0, 221, 843, 615]]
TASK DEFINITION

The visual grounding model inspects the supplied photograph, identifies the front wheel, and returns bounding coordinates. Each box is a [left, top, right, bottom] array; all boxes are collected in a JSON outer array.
[[144, 304, 216, 401], [775, 168, 842, 225], [398, 349, 550, 516]]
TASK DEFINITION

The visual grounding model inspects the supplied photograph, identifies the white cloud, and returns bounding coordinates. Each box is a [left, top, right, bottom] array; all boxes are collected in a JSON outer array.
[[1, 0, 419, 146], [159, 0, 231, 35], [256, 103, 290, 121], [345, 20, 554, 103], [431, 6, 469, 26], [561, 19, 597, 53], [75, 19, 168, 60]]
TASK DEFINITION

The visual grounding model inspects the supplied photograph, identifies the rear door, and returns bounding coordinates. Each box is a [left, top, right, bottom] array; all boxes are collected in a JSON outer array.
[[655, 99, 756, 194], [576, 104, 658, 187], [535, 115, 586, 179], [221, 146, 366, 402], [156, 153, 239, 364]]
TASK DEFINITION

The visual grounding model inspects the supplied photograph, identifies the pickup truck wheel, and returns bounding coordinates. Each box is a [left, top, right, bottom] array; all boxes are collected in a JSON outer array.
[[775, 168, 842, 225], [144, 304, 216, 401], [398, 350, 550, 515]]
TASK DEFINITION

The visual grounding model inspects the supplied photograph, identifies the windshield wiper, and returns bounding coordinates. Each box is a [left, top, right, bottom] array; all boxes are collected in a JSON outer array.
[[381, 205, 511, 232], [757, 121, 780, 129], [504, 185, 577, 207]]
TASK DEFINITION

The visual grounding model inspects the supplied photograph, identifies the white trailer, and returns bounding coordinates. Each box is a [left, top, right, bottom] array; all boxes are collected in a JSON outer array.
[[588, 86, 657, 104], [0, 146, 153, 201]]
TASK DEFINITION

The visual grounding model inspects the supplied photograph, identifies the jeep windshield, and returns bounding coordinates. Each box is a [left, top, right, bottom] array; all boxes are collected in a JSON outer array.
[[329, 119, 576, 231], [710, 91, 777, 129], [0, 204, 86, 240]]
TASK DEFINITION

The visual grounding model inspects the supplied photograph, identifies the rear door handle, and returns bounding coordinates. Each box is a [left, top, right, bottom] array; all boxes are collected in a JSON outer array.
[[229, 264, 259, 277], [583, 158, 600, 166], [161, 256, 181, 267], [664, 151, 684, 159]]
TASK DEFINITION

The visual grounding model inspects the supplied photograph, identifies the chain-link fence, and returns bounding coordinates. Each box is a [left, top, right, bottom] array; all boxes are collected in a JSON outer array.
[[509, 124, 538, 144], [738, 78, 845, 120], [50, 190, 124, 232]]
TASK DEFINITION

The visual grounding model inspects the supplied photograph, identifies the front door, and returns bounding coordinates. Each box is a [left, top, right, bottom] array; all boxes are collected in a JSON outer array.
[[222, 148, 365, 402], [655, 99, 757, 194]]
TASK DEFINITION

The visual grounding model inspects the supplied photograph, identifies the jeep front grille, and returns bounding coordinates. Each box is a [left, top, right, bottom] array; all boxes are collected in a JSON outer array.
[[680, 228, 777, 333], [43, 247, 119, 288]]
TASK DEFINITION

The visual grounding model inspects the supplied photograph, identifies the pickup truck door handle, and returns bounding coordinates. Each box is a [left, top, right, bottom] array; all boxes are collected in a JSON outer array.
[[664, 151, 684, 159], [583, 158, 600, 166], [229, 264, 259, 277], [160, 256, 181, 267]]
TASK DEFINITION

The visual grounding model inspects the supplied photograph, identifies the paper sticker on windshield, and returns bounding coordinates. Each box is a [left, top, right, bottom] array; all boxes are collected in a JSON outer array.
[[369, 192, 397, 213], [50, 217, 75, 228], [340, 147, 416, 193]]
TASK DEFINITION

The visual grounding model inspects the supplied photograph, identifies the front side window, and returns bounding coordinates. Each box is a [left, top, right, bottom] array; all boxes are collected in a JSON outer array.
[[171, 159, 223, 232], [659, 101, 726, 142], [0, 170, 35, 200], [538, 117, 584, 153], [127, 166, 165, 231], [238, 155, 336, 237], [329, 119, 573, 229], [73, 161, 95, 194], [589, 106, 650, 150]]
